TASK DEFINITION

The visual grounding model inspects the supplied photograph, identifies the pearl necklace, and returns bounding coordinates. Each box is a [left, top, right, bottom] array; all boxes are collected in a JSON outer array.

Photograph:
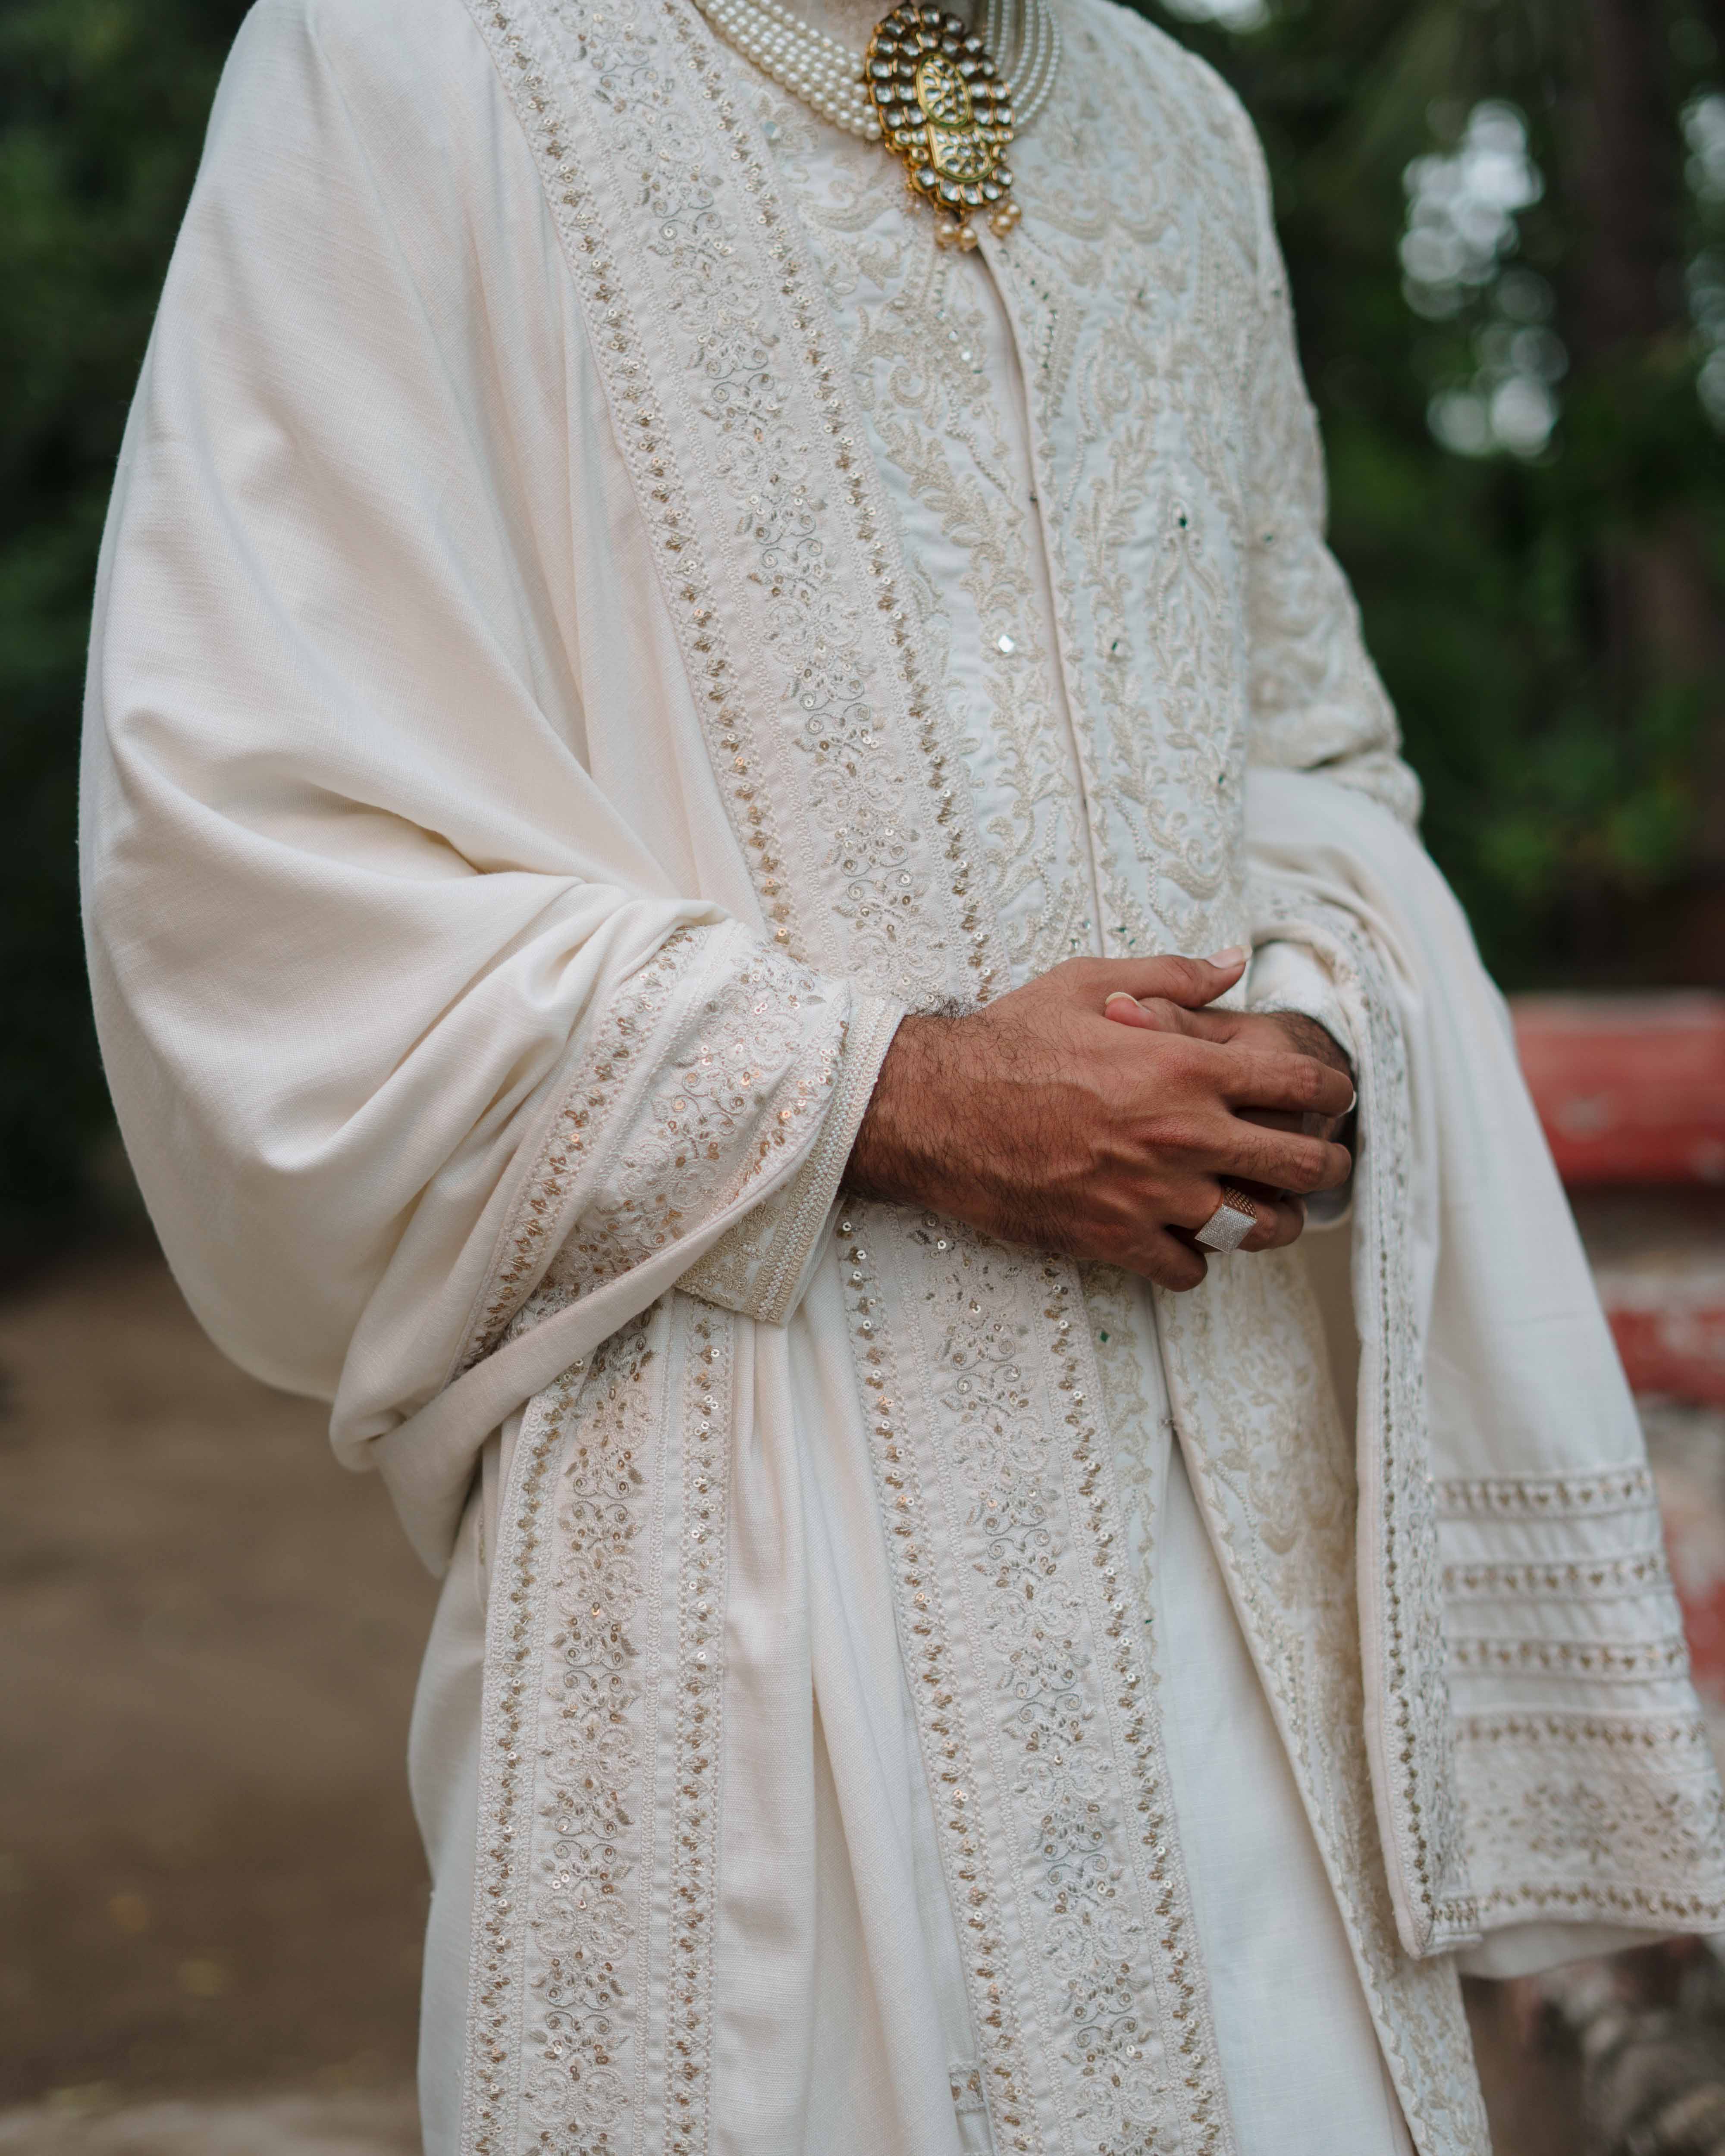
[[694, 0, 1060, 242]]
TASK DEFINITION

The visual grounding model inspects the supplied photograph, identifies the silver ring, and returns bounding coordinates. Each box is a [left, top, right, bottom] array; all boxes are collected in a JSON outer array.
[[1193, 1186, 1258, 1253]]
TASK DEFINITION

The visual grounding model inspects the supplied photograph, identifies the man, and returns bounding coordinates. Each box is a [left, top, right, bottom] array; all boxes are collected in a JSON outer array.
[[80, 0, 1725, 2146]]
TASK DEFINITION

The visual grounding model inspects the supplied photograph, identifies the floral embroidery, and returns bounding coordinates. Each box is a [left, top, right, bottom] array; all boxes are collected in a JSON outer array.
[[464, 0, 1004, 1016], [839, 1209, 1233, 2156], [665, 1304, 734, 2153], [1435, 1450, 1725, 1930], [681, 993, 904, 1323], [1043, 1263, 1232, 2154], [1223, 94, 1418, 827], [835, 1205, 1041, 2153], [1454, 1711, 1725, 1927], [989, 22, 1255, 968], [1152, 1233, 1487, 2156], [458, 929, 699, 1369], [461, 925, 864, 1369], [521, 1327, 660, 2145], [463, 1313, 667, 2156], [1079, 1264, 1170, 1588], [461, 1300, 743, 2156], [527, 937, 845, 1309], [1195, 896, 1472, 1967], [751, 78, 1097, 981]]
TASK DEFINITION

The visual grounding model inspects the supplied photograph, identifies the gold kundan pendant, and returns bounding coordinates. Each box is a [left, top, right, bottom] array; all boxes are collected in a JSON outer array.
[[864, 5, 1021, 248]]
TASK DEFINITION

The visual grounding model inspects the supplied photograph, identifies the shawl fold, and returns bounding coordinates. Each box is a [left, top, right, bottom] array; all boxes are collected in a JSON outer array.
[[1248, 767, 1725, 1950], [80, 0, 902, 1568]]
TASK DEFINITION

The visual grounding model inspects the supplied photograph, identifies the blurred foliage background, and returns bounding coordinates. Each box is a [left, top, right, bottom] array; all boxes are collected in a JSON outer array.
[[2, 0, 1724, 1260]]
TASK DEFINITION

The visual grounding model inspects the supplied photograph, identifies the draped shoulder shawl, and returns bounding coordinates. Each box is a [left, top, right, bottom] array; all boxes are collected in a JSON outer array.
[[82, 0, 1725, 2148]]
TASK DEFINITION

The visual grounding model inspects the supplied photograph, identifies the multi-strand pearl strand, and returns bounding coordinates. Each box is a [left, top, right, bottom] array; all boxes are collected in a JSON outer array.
[[981, 0, 1060, 130], [694, 0, 1059, 145], [697, 0, 883, 137]]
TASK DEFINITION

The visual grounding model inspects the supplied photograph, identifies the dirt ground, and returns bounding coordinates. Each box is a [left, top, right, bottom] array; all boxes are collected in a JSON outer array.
[[0, 1238, 436, 2129], [0, 1236, 1589, 2153]]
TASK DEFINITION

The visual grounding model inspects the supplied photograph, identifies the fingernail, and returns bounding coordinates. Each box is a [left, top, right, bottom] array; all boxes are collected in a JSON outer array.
[[1206, 946, 1248, 968], [1104, 991, 1140, 1008]]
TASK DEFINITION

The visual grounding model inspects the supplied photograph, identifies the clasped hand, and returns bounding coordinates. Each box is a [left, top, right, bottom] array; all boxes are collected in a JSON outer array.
[[847, 949, 1355, 1290]]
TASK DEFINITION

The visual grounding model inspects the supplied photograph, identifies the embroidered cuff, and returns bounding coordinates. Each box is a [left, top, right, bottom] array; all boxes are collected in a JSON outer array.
[[1247, 937, 1355, 1065], [679, 993, 904, 1326], [458, 925, 897, 1367]]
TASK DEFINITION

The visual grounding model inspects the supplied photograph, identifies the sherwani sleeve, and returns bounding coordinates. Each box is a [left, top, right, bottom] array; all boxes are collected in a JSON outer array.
[[1227, 85, 1422, 897], [1189, 89, 1395, 1097], [1220, 121, 1391, 1213], [79, 0, 901, 1539]]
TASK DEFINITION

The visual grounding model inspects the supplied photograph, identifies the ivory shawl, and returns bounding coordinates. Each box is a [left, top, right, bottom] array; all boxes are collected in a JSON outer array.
[[81, 0, 1725, 2147]]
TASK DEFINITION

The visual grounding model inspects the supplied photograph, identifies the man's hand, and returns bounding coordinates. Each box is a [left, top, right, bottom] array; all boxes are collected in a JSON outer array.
[[1100, 990, 1356, 1247], [846, 952, 1355, 1291], [1102, 992, 1355, 1143]]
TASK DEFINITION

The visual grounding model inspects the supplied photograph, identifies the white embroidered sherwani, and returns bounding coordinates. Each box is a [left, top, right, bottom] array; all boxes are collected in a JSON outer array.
[[81, 0, 1725, 2150]]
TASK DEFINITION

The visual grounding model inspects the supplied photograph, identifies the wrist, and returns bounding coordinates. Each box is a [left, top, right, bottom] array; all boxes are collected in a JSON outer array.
[[1263, 1008, 1352, 1084], [846, 1013, 955, 1206]]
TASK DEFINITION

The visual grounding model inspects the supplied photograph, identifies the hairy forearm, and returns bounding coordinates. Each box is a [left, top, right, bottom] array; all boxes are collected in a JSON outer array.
[[846, 1005, 1101, 1251], [845, 1012, 959, 1208]]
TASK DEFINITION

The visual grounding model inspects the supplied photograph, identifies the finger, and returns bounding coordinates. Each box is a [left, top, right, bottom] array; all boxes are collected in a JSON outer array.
[[1102, 995, 1239, 1040], [1156, 1175, 1300, 1244], [1190, 1186, 1307, 1252], [1238, 1104, 1304, 1134], [1103, 990, 1159, 1029], [1213, 1122, 1353, 1196], [1129, 1227, 1209, 1292], [1242, 1193, 1306, 1252], [1087, 948, 1247, 1012], [1217, 1044, 1356, 1122], [1239, 1103, 1349, 1144], [1167, 1188, 1307, 1256]]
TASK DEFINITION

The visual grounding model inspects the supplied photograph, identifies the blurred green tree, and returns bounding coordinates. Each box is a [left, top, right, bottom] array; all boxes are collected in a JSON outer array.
[[2, 0, 1722, 1250], [1, 0, 248, 1255], [1151, 0, 1725, 985]]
